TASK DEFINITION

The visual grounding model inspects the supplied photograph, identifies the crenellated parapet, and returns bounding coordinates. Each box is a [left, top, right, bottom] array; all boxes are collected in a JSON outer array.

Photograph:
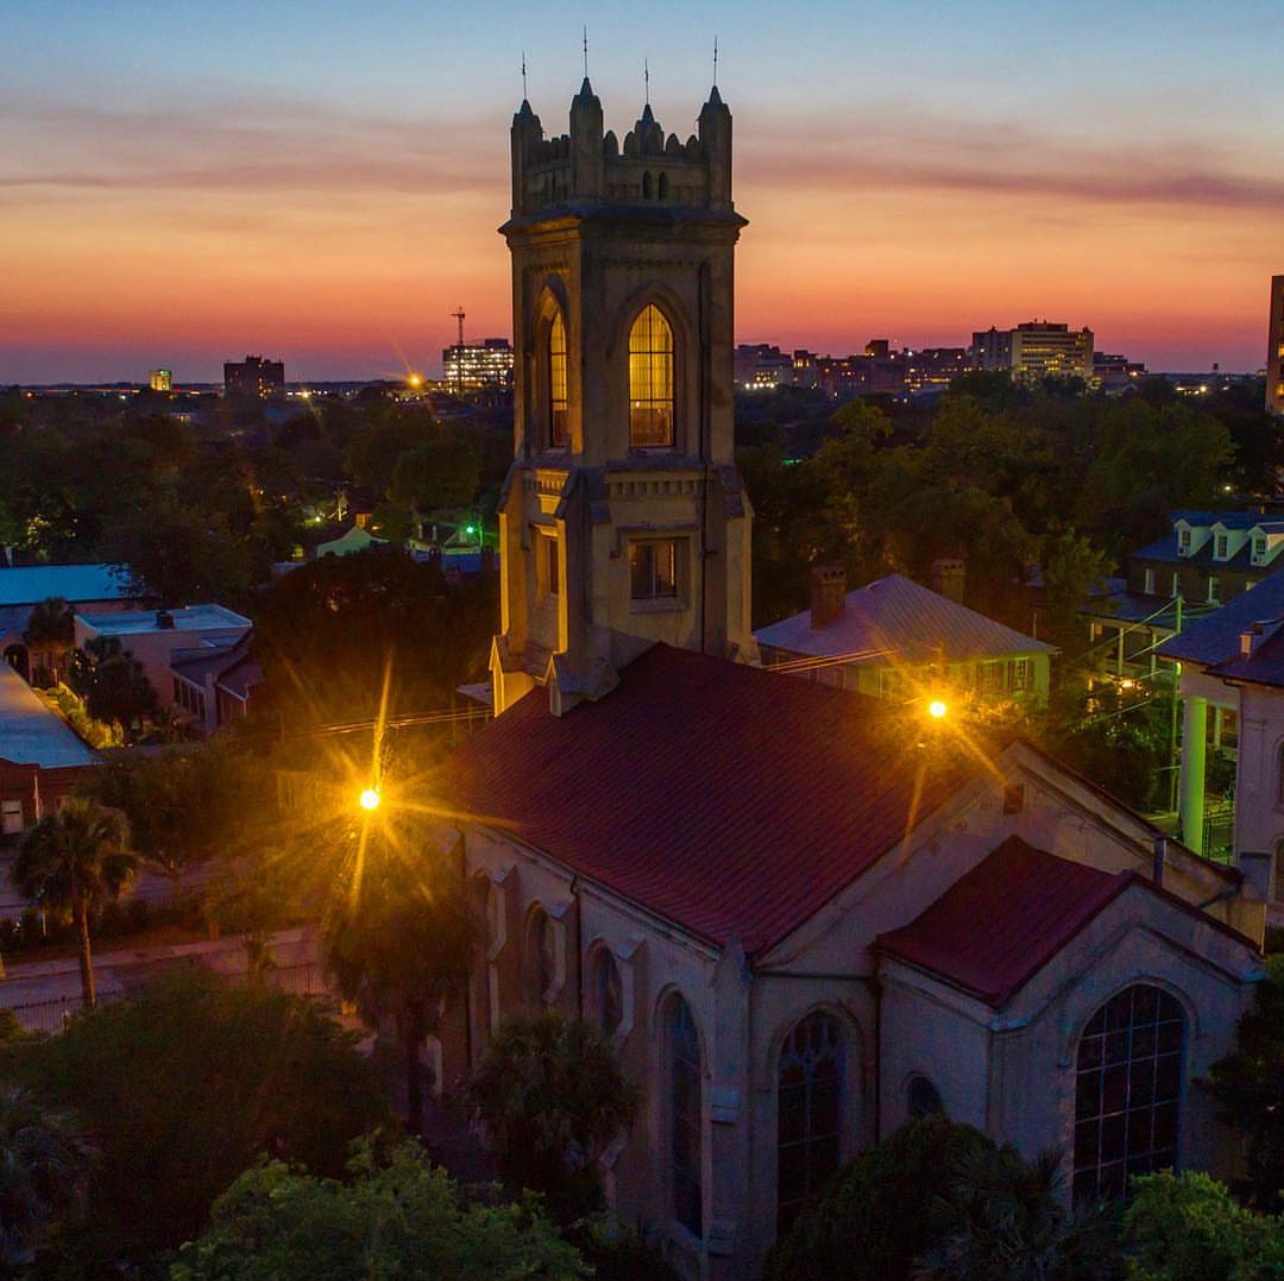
[[509, 80, 734, 218]]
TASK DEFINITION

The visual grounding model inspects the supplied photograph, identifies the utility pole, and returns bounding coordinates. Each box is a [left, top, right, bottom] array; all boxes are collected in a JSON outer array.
[[451, 307, 466, 396]]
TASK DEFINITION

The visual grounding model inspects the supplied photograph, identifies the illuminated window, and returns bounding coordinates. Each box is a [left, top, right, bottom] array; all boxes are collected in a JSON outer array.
[[549, 311, 568, 447], [1143, 568, 1155, 595], [1072, 984, 1184, 1206], [536, 531, 560, 600], [669, 996, 702, 1237], [630, 539, 680, 602], [629, 305, 675, 447], [1170, 573, 1181, 598], [1207, 577, 1220, 604], [777, 1013, 843, 1233]]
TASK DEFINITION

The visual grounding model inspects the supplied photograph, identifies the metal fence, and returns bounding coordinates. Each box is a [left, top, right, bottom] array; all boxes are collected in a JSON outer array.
[[3, 960, 331, 1035]]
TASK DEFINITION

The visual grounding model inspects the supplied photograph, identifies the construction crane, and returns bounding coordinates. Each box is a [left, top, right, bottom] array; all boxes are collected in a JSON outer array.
[[451, 307, 466, 395]]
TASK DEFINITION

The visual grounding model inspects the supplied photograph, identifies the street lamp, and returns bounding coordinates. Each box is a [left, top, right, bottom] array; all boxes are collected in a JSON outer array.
[[359, 788, 381, 812]]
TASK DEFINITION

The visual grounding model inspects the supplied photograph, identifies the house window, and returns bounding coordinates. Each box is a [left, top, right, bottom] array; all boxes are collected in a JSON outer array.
[[1072, 984, 1184, 1206], [1178, 529, 1191, 554], [669, 995, 702, 1237], [1170, 573, 1181, 598], [777, 1013, 843, 1234], [1215, 534, 1229, 560], [908, 1074, 944, 1119], [548, 310, 568, 447], [592, 949, 623, 1037], [1011, 659, 1031, 693], [629, 304, 674, 447], [525, 908, 556, 1009], [1207, 577, 1220, 604], [1143, 569, 1155, 595], [1255, 536, 1268, 561], [1, 800, 22, 837], [630, 539, 681, 603]]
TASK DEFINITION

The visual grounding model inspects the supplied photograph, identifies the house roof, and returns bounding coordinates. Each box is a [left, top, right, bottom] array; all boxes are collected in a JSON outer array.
[[78, 605, 251, 637], [1156, 574, 1284, 667], [754, 573, 1054, 666], [433, 644, 984, 957], [0, 564, 129, 608], [0, 663, 98, 770], [874, 836, 1248, 1007]]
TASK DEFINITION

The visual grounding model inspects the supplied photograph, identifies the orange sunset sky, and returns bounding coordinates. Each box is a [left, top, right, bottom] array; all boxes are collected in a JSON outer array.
[[2, 0, 1281, 383]]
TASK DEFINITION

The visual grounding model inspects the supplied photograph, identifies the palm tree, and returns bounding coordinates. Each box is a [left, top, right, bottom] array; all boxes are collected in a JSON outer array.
[[320, 815, 480, 1136], [22, 597, 75, 687], [11, 798, 139, 1010], [0, 1085, 93, 1276]]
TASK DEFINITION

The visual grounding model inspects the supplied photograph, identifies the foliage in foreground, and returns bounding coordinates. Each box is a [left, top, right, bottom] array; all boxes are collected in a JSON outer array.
[[762, 1116, 1120, 1281], [169, 1139, 586, 1281], [1208, 954, 1284, 1212], [470, 1015, 639, 1224], [1125, 1170, 1284, 1281], [0, 969, 389, 1275]]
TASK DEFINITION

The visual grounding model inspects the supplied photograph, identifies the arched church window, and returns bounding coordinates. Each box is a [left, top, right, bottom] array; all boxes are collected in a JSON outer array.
[[629, 304, 675, 448], [592, 947, 623, 1036], [777, 1012, 843, 1232], [642, 170, 653, 199], [908, 1074, 944, 1119], [669, 995, 703, 1237], [658, 172, 669, 200], [525, 907, 555, 1010], [1072, 983, 1184, 1206], [548, 310, 568, 448], [1275, 741, 1284, 807]]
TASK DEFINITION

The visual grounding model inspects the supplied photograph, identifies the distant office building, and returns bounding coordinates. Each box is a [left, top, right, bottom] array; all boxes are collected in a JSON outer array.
[[441, 338, 513, 394], [734, 343, 795, 391], [1093, 351, 1146, 393], [149, 368, 172, 392], [1268, 275, 1284, 417], [224, 355, 285, 398], [903, 346, 969, 393], [971, 322, 1094, 384]]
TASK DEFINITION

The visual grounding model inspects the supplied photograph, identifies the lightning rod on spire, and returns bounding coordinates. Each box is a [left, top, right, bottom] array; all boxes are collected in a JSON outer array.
[[713, 36, 719, 86], [521, 51, 527, 99], [644, 58, 650, 106], [582, 27, 588, 79]]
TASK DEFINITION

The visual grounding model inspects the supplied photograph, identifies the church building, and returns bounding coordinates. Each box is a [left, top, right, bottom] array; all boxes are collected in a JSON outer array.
[[428, 81, 1268, 1281]]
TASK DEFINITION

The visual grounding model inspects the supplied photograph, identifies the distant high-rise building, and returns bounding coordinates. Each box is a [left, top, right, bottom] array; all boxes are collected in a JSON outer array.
[[149, 368, 172, 392], [223, 355, 285, 398], [441, 338, 513, 395], [1267, 275, 1284, 417], [971, 322, 1093, 384]]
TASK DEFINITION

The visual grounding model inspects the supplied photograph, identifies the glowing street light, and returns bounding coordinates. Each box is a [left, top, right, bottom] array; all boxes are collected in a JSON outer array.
[[928, 700, 948, 720], [359, 788, 381, 812]]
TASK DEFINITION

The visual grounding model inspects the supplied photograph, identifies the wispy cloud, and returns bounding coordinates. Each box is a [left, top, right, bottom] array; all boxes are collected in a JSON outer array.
[[741, 107, 1282, 213]]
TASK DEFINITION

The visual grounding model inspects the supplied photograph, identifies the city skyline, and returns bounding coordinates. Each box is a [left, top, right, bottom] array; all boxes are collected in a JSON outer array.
[[3, 0, 1281, 384]]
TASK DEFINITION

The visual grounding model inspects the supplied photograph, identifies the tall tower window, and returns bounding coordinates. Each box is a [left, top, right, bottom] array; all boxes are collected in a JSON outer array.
[[629, 304, 675, 447], [668, 995, 703, 1237], [549, 311, 569, 447]]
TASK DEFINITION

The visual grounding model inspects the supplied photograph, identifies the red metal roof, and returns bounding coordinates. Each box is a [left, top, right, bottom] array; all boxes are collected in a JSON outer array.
[[434, 645, 981, 956], [875, 837, 1132, 1007]]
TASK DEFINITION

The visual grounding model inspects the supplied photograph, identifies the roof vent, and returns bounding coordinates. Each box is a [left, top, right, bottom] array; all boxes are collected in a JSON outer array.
[[156, 609, 175, 630]]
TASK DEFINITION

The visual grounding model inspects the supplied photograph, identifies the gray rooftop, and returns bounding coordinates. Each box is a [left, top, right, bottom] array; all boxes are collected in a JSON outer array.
[[0, 664, 98, 769], [78, 605, 251, 637], [754, 573, 1055, 664]]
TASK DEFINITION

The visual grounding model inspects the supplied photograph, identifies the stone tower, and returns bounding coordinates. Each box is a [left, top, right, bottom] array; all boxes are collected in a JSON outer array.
[[490, 80, 756, 715]]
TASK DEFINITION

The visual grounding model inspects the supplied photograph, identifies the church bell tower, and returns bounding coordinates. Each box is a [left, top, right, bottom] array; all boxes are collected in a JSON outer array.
[[490, 79, 756, 715]]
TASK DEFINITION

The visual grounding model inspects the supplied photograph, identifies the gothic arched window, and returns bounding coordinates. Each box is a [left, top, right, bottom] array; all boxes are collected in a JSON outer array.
[[668, 995, 702, 1237], [777, 1013, 844, 1232], [1072, 984, 1184, 1206], [525, 907, 555, 1010], [592, 948, 623, 1036], [548, 310, 568, 448], [629, 304, 675, 448]]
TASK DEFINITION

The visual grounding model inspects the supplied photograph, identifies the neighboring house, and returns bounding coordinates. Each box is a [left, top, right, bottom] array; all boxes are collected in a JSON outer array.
[[1157, 574, 1284, 886], [170, 632, 263, 733], [755, 568, 1056, 706], [315, 526, 388, 558], [431, 642, 1265, 1281], [0, 564, 132, 680], [0, 662, 98, 843], [1084, 510, 1284, 679], [75, 606, 252, 727]]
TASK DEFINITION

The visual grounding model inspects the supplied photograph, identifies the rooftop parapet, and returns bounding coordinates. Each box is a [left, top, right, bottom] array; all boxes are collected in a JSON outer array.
[[509, 80, 733, 219]]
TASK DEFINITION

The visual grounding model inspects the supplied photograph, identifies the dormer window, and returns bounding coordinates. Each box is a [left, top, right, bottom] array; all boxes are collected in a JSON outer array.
[[1178, 529, 1192, 555], [1255, 536, 1268, 561], [1215, 534, 1229, 560]]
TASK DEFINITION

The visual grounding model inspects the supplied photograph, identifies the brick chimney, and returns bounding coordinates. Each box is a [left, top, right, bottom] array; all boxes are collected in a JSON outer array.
[[931, 558, 966, 603], [810, 566, 847, 628]]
